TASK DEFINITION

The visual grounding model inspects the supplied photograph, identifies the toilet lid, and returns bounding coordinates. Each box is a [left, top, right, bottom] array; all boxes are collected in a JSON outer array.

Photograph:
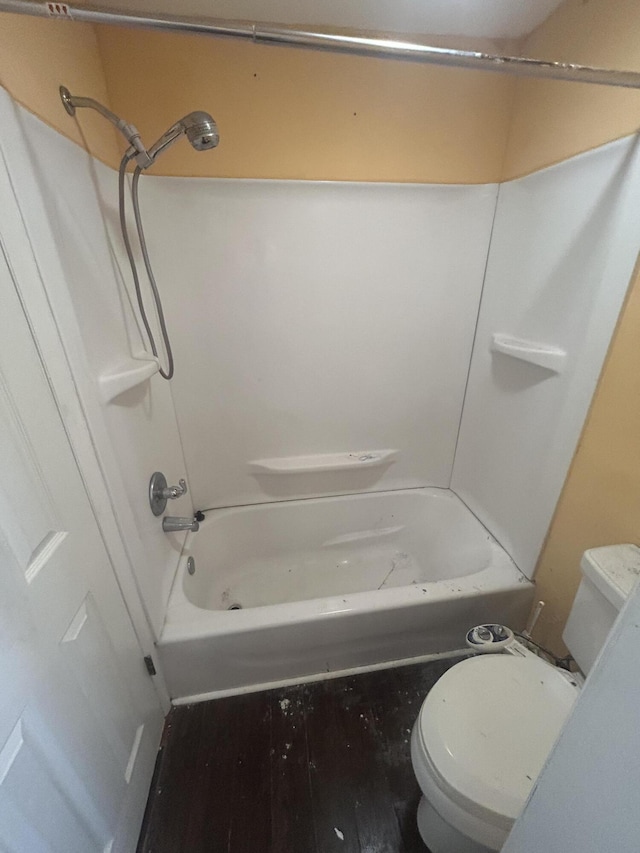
[[418, 654, 579, 821]]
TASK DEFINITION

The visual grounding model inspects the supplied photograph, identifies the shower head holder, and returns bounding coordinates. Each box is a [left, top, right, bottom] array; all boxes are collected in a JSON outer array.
[[60, 85, 76, 116]]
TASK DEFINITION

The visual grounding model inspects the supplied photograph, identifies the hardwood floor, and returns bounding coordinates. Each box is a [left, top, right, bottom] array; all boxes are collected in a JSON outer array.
[[137, 656, 464, 853]]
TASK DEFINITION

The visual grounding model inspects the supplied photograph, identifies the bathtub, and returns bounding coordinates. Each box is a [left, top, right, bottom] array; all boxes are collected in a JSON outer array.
[[158, 488, 533, 701]]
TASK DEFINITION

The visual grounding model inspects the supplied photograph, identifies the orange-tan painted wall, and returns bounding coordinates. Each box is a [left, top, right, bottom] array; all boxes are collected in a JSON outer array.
[[0, 14, 516, 183], [94, 26, 514, 183], [503, 0, 640, 180], [0, 13, 119, 166], [4, 3, 640, 184]]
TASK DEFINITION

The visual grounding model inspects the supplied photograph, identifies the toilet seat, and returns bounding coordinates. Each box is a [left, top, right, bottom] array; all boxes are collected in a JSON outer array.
[[415, 654, 579, 827]]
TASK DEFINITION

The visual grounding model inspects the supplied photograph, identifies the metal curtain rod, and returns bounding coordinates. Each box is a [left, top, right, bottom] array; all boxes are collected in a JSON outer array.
[[3, 0, 640, 90]]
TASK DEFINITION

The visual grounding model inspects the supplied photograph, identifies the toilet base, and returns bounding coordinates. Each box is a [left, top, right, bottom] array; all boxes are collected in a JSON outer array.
[[417, 795, 497, 853]]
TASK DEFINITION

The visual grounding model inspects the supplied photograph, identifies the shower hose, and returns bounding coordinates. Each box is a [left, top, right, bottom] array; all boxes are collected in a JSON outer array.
[[118, 152, 174, 380]]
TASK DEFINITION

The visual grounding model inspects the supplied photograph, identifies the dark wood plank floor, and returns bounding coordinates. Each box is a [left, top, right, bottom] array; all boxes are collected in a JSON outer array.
[[138, 656, 463, 853]]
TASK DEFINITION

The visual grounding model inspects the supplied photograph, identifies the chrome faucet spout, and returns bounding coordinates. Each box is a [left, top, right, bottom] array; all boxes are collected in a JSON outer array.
[[162, 516, 200, 533]]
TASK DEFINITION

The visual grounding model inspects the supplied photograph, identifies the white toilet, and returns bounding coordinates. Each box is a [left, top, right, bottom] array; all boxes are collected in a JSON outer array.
[[410, 544, 640, 853]]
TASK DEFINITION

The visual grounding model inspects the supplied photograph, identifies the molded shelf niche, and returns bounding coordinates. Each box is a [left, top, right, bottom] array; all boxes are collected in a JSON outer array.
[[248, 449, 399, 475], [491, 333, 567, 375], [98, 356, 160, 404]]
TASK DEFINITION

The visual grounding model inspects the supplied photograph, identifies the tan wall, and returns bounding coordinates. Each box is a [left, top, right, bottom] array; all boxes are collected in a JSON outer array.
[[0, 13, 119, 167], [0, 15, 515, 183], [2, 5, 639, 182], [503, 0, 640, 180], [95, 26, 513, 183]]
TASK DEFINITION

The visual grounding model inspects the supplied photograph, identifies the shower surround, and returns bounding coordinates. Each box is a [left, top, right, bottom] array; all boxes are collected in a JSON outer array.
[[4, 88, 640, 699]]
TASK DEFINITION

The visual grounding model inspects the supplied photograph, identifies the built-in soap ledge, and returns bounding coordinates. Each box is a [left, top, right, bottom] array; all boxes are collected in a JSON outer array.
[[98, 356, 160, 404], [248, 449, 399, 475], [491, 333, 566, 374]]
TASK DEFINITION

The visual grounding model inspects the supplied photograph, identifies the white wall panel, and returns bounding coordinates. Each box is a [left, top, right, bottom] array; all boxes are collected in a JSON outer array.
[[452, 136, 640, 577], [8, 101, 191, 637], [140, 177, 498, 509]]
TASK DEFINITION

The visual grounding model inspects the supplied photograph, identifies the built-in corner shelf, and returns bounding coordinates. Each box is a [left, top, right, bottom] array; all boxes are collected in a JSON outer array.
[[98, 356, 160, 404], [491, 333, 566, 375], [248, 449, 399, 475]]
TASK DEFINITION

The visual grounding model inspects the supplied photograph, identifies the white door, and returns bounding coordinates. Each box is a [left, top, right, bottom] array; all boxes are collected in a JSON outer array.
[[0, 245, 164, 851]]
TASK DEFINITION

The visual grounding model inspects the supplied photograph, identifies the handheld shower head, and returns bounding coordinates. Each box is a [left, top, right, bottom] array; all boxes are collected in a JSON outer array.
[[182, 111, 220, 151], [60, 86, 220, 381], [146, 111, 219, 163]]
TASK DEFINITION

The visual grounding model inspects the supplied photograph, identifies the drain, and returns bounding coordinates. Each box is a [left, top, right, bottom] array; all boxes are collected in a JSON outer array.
[[187, 557, 196, 576], [227, 603, 242, 611]]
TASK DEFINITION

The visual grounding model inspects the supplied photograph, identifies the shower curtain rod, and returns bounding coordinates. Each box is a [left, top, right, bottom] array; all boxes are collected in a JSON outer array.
[[3, 0, 640, 90]]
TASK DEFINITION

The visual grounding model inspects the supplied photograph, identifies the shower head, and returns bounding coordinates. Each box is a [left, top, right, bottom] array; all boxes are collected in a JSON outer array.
[[182, 111, 220, 151], [146, 111, 219, 163]]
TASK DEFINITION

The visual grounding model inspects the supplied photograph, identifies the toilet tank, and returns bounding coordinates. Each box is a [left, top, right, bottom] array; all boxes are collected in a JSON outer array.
[[563, 544, 640, 674]]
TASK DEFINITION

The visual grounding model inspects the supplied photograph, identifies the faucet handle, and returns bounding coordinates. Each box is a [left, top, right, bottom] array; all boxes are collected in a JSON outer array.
[[163, 478, 187, 500], [149, 471, 188, 516]]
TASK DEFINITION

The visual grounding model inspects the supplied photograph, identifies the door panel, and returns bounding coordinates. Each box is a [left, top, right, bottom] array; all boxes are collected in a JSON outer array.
[[0, 237, 164, 849]]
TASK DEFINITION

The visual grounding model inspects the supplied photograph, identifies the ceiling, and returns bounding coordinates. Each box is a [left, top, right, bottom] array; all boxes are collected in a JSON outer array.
[[79, 0, 566, 40]]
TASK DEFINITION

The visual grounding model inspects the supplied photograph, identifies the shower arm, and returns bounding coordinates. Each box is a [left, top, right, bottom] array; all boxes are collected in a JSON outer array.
[[59, 86, 153, 168]]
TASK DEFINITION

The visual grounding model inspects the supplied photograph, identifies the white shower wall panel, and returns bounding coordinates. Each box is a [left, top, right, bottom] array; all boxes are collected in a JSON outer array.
[[140, 177, 498, 509], [2, 98, 192, 637], [452, 135, 640, 578]]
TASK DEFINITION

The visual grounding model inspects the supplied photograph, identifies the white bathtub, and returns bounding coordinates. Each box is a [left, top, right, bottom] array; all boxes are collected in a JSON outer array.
[[158, 488, 533, 700]]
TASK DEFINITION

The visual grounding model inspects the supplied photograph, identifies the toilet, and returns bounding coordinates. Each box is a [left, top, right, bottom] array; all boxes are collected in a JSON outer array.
[[410, 544, 640, 853]]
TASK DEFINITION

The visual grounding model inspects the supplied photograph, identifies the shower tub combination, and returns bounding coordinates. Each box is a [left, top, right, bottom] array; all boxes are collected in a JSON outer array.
[[158, 488, 533, 700], [51, 84, 533, 702]]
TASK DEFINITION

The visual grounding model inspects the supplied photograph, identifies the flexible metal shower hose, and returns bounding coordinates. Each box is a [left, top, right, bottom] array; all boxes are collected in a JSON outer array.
[[118, 153, 175, 380]]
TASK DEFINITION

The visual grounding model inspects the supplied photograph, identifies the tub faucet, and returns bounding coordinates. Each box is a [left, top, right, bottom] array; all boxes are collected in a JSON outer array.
[[162, 516, 200, 533]]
